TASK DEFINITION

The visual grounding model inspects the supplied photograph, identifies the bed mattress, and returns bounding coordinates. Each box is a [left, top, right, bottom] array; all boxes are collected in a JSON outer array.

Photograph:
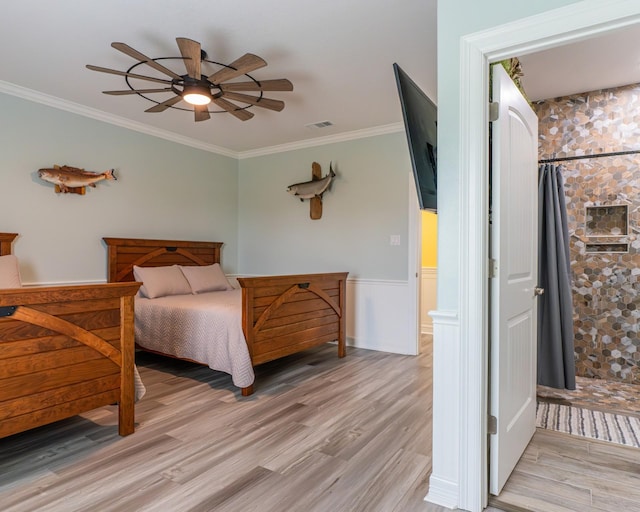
[[134, 289, 254, 388]]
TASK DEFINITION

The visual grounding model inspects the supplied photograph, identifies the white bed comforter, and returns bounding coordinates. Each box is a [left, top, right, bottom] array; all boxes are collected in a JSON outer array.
[[134, 289, 254, 388]]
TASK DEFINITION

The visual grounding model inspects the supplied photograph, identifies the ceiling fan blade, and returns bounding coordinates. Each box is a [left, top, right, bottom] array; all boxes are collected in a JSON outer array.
[[86, 65, 172, 85], [103, 88, 173, 95], [145, 95, 183, 113], [176, 37, 201, 79], [194, 105, 211, 122], [111, 42, 182, 80], [222, 91, 285, 112], [208, 53, 267, 84], [211, 97, 254, 121], [220, 78, 293, 92]]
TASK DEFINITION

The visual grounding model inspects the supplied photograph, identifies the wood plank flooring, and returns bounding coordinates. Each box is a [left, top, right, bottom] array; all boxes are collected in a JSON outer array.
[[490, 428, 640, 512], [0, 341, 459, 512], [8, 331, 637, 512]]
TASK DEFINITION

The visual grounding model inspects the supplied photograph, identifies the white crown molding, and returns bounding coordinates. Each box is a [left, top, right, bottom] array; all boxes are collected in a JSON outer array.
[[1, 79, 403, 160], [237, 123, 404, 159], [0, 80, 239, 159]]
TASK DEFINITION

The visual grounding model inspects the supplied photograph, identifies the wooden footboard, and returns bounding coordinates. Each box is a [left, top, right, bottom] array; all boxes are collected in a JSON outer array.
[[238, 273, 348, 366], [0, 282, 140, 438]]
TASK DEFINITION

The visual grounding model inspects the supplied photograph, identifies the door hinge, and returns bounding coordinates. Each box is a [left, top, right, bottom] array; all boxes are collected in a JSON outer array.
[[489, 102, 499, 122], [488, 415, 497, 435], [489, 258, 498, 279]]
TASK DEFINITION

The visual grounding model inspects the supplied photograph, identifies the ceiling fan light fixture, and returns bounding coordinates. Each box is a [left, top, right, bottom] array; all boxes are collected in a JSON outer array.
[[88, 38, 294, 121], [182, 84, 212, 106]]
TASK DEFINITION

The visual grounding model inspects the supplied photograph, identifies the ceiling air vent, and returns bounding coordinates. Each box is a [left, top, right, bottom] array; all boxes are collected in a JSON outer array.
[[305, 120, 334, 129]]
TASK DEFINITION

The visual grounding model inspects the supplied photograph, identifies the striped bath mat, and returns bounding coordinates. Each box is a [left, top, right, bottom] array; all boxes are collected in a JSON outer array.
[[536, 402, 640, 448]]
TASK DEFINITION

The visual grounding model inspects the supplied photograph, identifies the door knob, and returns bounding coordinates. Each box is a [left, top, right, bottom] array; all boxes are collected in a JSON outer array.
[[534, 287, 544, 296]]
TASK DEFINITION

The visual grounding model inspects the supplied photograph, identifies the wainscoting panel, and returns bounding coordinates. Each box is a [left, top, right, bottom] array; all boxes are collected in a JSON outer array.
[[29, 277, 418, 357], [426, 309, 461, 509], [421, 267, 437, 335], [346, 278, 417, 356]]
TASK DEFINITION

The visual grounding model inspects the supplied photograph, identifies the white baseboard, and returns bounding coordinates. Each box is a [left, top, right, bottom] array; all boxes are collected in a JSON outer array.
[[425, 475, 460, 510]]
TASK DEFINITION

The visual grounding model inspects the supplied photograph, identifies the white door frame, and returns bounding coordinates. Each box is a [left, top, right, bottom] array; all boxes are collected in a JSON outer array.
[[408, 174, 422, 355], [453, 2, 640, 511]]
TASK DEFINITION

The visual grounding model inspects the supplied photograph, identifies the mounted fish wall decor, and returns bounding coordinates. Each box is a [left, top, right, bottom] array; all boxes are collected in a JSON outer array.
[[287, 162, 336, 220], [37, 165, 116, 195]]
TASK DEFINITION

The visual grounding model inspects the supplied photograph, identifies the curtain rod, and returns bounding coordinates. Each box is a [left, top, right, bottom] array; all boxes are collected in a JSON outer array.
[[539, 148, 640, 164]]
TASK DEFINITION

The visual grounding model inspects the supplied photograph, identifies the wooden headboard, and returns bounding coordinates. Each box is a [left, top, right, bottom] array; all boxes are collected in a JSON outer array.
[[0, 233, 17, 256], [103, 237, 222, 283]]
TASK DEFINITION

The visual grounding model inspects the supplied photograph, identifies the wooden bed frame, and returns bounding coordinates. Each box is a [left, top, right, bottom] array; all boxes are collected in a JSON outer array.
[[0, 233, 140, 438], [103, 237, 348, 396]]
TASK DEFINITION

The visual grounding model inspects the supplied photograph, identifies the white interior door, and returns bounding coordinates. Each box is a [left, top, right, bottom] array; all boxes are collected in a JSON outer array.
[[489, 65, 539, 495]]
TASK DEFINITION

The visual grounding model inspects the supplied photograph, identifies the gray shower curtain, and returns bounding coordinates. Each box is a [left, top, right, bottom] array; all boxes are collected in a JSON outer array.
[[538, 163, 576, 390]]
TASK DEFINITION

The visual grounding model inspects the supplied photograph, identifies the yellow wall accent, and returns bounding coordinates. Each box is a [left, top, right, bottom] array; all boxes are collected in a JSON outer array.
[[422, 211, 437, 267]]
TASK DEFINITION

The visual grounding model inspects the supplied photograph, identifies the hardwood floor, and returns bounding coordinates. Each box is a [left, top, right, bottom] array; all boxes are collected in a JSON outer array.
[[0, 340, 458, 512], [13, 330, 635, 511], [491, 428, 640, 512]]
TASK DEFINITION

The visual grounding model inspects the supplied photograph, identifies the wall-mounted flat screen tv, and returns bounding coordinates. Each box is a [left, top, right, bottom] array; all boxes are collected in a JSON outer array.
[[393, 63, 437, 212]]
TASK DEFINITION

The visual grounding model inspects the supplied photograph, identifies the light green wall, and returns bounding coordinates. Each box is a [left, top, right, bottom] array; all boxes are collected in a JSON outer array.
[[1, 91, 412, 285], [238, 132, 411, 280], [0, 93, 239, 284], [1, 0, 585, 291], [436, 0, 581, 308]]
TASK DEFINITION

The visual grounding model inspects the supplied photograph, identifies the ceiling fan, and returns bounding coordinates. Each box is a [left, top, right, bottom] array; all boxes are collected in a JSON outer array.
[[86, 37, 293, 122]]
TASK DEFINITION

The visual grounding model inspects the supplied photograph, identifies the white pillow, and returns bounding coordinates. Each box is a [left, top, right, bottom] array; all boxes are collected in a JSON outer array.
[[226, 276, 241, 290], [133, 264, 192, 299], [0, 255, 21, 288], [179, 263, 234, 294]]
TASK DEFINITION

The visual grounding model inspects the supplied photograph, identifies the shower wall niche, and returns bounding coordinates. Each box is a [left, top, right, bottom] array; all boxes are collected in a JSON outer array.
[[585, 205, 629, 253], [536, 83, 640, 384]]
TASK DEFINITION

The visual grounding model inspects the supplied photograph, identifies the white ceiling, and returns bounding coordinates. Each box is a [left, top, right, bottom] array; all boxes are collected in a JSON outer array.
[[2, 2, 640, 155], [0, 0, 437, 154], [518, 23, 640, 102]]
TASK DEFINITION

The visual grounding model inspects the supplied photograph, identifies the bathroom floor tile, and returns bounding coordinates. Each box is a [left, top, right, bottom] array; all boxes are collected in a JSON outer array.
[[537, 376, 640, 417]]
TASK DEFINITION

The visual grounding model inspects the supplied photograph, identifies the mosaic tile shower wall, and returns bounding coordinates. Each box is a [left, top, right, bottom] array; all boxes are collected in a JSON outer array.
[[536, 84, 640, 383]]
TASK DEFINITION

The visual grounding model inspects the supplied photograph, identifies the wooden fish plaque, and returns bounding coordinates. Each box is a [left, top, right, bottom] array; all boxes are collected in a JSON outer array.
[[286, 161, 336, 220], [37, 164, 116, 194], [310, 162, 323, 220]]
